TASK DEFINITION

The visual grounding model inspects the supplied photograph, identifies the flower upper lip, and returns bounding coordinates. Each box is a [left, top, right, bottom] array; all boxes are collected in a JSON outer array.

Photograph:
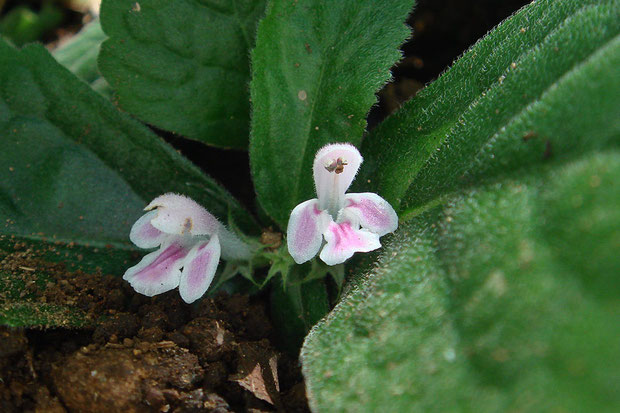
[[313, 143, 364, 219]]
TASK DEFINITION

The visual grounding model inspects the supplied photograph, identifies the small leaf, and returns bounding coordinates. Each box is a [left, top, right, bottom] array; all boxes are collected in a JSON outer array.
[[261, 245, 293, 288], [0, 39, 257, 326], [53, 19, 112, 98], [0, 236, 135, 328], [0, 235, 137, 276], [360, 0, 620, 216], [0, 301, 90, 329], [249, 0, 415, 228], [99, 0, 267, 149]]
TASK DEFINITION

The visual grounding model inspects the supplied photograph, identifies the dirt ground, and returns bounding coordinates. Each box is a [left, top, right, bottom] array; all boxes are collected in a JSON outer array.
[[0, 248, 308, 412]]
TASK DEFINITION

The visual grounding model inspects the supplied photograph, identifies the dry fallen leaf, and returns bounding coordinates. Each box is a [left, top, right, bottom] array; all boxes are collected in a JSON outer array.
[[230, 342, 280, 405]]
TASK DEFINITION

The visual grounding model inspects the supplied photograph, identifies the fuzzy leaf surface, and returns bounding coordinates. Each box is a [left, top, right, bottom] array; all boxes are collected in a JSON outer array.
[[302, 152, 620, 412], [250, 0, 415, 228], [99, 0, 267, 148], [359, 0, 620, 216]]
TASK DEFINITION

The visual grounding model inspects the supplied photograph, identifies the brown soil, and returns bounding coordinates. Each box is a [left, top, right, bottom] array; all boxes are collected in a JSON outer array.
[[0, 246, 309, 412]]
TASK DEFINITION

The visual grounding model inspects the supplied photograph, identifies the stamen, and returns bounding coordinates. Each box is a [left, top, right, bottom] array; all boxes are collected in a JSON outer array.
[[324, 157, 348, 174], [184, 217, 193, 232]]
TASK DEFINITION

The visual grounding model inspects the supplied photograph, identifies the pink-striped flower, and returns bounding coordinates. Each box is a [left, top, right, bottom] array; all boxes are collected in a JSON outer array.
[[123, 194, 250, 303], [287, 143, 398, 265]]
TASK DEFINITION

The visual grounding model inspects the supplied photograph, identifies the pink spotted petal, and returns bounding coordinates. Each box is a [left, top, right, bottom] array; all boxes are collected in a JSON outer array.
[[123, 238, 190, 297], [313, 143, 363, 215], [287, 199, 331, 264], [129, 211, 166, 249], [344, 193, 398, 236], [319, 221, 381, 265], [179, 235, 221, 304], [146, 193, 220, 236]]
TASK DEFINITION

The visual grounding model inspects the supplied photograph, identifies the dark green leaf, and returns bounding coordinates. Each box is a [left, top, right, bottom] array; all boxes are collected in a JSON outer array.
[[0, 40, 257, 326], [99, 0, 267, 149], [0, 302, 90, 329], [302, 152, 620, 412], [250, 0, 415, 228], [1, 40, 258, 237], [360, 0, 620, 217], [0, 235, 136, 328]]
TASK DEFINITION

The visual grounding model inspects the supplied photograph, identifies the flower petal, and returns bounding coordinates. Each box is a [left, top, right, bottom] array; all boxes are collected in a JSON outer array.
[[179, 235, 221, 304], [313, 143, 363, 216], [287, 199, 331, 264], [129, 211, 166, 249], [319, 221, 380, 265], [343, 193, 398, 236], [123, 238, 190, 297], [146, 193, 220, 236]]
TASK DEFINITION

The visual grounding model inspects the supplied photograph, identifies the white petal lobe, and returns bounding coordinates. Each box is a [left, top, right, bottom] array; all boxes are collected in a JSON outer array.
[[129, 211, 166, 248], [123, 238, 189, 296], [179, 235, 221, 304], [343, 192, 398, 236], [287, 199, 330, 264]]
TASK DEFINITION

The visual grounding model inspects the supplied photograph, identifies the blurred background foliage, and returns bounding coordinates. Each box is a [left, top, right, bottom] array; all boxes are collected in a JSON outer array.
[[0, 1, 99, 46]]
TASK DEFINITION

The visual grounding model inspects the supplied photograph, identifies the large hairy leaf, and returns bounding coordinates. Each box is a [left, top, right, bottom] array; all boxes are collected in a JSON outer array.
[[0, 40, 257, 327], [302, 152, 620, 412], [359, 0, 620, 216], [99, 0, 267, 149], [302, 0, 620, 411], [249, 0, 415, 228]]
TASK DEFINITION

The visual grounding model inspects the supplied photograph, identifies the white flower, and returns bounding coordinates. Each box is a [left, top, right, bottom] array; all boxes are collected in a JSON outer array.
[[287, 143, 398, 265], [123, 193, 250, 303]]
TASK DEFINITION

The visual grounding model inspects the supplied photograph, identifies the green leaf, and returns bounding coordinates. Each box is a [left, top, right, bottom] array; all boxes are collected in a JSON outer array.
[[1, 40, 258, 237], [98, 0, 267, 149], [360, 0, 620, 216], [0, 301, 91, 329], [0, 39, 257, 326], [302, 152, 620, 412], [0, 235, 136, 328], [0, 236, 137, 276], [261, 245, 294, 288], [53, 19, 112, 98], [249, 0, 415, 228]]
